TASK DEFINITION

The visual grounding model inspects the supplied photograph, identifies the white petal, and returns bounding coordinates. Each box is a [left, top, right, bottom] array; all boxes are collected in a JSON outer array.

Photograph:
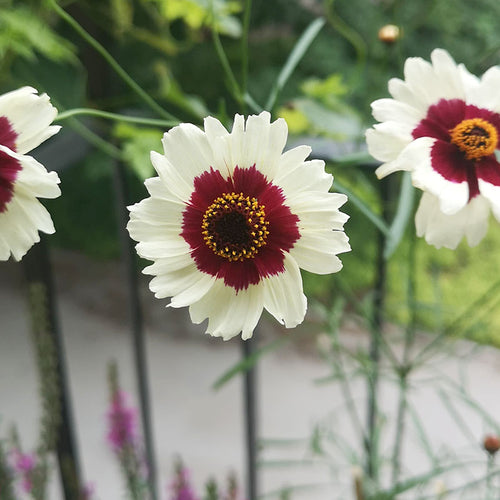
[[0, 86, 60, 154], [366, 123, 412, 163], [371, 98, 422, 132], [404, 49, 465, 108], [204, 115, 230, 142], [150, 151, 193, 202], [262, 253, 307, 328], [12, 150, 61, 199], [127, 196, 183, 228], [292, 229, 350, 274], [467, 66, 500, 113], [148, 264, 212, 300], [189, 280, 264, 341], [135, 239, 188, 260], [0, 194, 55, 261], [287, 191, 349, 231], [388, 77, 425, 111], [161, 123, 214, 185], [275, 150, 332, 195], [430, 49, 466, 100], [415, 192, 490, 249], [478, 179, 500, 221]]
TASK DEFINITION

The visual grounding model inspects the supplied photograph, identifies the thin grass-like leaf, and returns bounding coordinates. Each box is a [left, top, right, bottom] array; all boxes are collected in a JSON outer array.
[[265, 18, 326, 112], [384, 172, 415, 259], [213, 336, 290, 389], [334, 180, 389, 236]]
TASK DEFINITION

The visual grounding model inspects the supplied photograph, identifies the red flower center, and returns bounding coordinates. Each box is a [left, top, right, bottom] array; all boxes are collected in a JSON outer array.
[[412, 99, 500, 199], [181, 165, 300, 291], [0, 115, 20, 213]]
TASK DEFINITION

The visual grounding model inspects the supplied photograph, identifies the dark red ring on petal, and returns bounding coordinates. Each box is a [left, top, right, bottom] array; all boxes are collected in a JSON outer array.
[[181, 165, 300, 291], [0, 116, 20, 213], [412, 98, 500, 200]]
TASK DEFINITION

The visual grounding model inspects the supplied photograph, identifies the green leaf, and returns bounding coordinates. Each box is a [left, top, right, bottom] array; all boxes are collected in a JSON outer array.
[[294, 98, 363, 140], [113, 123, 163, 181], [213, 336, 291, 389], [301, 73, 348, 100], [0, 7, 76, 63], [266, 17, 326, 111], [333, 180, 390, 236], [384, 172, 415, 259]]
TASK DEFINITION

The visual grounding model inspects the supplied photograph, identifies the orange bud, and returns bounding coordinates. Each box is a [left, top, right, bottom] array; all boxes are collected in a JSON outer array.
[[378, 24, 400, 44], [483, 434, 500, 455]]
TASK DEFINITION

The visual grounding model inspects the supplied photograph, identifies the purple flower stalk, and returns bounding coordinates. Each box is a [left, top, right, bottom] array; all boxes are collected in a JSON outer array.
[[106, 390, 138, 453], [11, 450, 36, 493], [169, 464, 199, 500]]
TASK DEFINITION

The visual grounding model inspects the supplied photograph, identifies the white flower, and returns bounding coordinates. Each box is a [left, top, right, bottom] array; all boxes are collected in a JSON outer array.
[[128, 112, 350, 340], [0, 86, 61, 260], [366, 49, 500, 249]]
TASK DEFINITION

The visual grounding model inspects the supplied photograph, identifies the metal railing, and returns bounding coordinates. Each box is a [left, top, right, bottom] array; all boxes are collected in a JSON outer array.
[[18, 129, 260, 500]]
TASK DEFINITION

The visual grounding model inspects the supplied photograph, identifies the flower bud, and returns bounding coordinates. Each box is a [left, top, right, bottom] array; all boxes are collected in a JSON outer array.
[[378, 24, 400, 44], [483, 434, 500, 455]]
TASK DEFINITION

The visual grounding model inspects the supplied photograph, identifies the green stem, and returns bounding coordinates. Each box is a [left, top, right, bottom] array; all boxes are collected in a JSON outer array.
[[209, 0, 243, 108], [391, 231, 418, 484], [67, 118, 123, 159], [328, 302, 367, 444], [48, 0, 179, 122], [56, 108, 179, 128], [241, 0, 252, 114], [486, 454, 494, 500], [324, 0, 366, 89]]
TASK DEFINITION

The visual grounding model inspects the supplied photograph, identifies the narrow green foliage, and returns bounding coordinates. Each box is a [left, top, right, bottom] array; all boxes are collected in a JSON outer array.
[[0, 440, 15, 500], [0, 6, 76, 63], [28, 283, 61, 457], [265, 18, 326, 112], [204, 477, 219, 500]]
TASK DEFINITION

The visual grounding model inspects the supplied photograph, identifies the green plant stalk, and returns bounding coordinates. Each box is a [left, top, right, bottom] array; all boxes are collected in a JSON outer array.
[[240, 0, 252, 114], [0, 441, 15, 500], [48, 0, 179, 122], [327, 301, 367, 443], [209, 0, 244, 108], [364, 178, 392, 484], [66, 117, 123, 159], [56, 108, 179, 129], [414, 277, 500, 365], [390, 230, 418, 484], [28, 282, 63, 500], [324, 0, 366, 90], [265, 18, 325, 113], [486, 454, 494, 500]]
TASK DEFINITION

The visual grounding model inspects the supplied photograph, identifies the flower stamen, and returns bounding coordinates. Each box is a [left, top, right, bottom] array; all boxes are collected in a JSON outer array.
[[450, 118, 498, 160], [202, 192, 269, 262]]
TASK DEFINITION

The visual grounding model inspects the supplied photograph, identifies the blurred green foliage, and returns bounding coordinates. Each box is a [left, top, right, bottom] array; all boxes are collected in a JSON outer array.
[[2, 0, 500, 344]]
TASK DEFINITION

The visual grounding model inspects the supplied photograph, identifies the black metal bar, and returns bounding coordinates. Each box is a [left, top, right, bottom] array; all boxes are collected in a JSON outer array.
[[365, 176, 391, 482], [241, 336, 258, 500], [112, 160, 158, 500], [23, 236, 83, 499]]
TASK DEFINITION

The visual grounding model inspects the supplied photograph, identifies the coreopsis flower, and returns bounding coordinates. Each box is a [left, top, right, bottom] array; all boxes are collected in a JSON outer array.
[[128, 112, 350, 340], [366, 49, 500, 249], [0, 86, 61, 260]]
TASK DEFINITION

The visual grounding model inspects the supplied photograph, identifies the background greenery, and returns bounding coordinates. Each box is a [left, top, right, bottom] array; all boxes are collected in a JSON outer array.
[[3, 0, 500, 344]]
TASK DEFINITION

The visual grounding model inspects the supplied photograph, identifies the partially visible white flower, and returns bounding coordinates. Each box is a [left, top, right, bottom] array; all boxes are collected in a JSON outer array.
[[0, 86, 61, 260], [128, 112, 350, 340], [366, 49, 500, 249]]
